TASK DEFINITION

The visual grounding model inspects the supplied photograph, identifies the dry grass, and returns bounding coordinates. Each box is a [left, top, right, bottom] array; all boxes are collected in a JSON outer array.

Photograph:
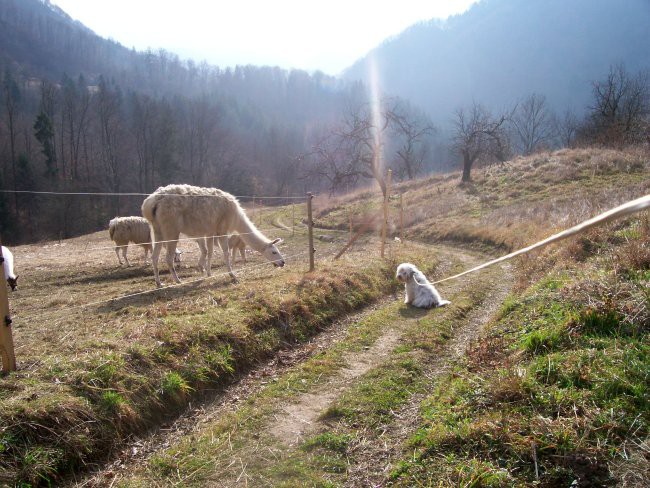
[[1, 203, 436, 485], [317, 147, 650, 259]]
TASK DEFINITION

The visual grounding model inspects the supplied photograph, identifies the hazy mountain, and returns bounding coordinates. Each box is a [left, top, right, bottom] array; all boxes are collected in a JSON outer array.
[[0, 0, 368, 243], [343, 0, 650, 125]]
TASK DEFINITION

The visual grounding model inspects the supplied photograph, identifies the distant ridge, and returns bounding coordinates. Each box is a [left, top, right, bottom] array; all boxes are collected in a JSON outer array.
[[343, 0, 650, 125]]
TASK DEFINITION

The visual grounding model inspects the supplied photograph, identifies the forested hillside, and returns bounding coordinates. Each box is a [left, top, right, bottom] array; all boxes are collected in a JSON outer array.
[[0, 0, 379, 243], [344, 0, 650, 127]]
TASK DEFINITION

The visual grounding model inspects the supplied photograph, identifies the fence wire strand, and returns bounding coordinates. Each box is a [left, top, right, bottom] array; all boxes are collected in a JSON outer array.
[[24, 226, 294, 256], [0, 189, 307, 200]]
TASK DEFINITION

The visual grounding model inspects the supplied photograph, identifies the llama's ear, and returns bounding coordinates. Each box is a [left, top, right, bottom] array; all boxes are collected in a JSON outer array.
[[271, 238, 282, 245]]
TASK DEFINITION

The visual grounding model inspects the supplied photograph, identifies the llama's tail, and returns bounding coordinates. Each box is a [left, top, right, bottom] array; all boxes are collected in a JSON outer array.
[[141, 194, 158, 224], [108, 218, 117, 240], [141, 195, 162, 247]]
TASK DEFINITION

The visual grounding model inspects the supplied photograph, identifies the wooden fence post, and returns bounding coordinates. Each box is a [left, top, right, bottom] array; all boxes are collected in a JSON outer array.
[[0, 240, 16, 374], [307, 193, 315, 272], [380, 169, 392, 258], [400, 193, 404, 243]]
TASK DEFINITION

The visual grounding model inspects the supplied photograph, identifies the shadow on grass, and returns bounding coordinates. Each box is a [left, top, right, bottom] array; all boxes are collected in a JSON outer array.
[[398, 306, 430, 319], [94, 271, 239, 313]]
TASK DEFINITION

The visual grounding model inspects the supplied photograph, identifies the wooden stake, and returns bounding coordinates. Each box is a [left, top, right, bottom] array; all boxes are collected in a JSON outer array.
[[0, 240, 16, 374], [307, 193, 315, 272], [380, 169, 392, 258], [399, 193, 404, 243], [334, 211, 381, 260]]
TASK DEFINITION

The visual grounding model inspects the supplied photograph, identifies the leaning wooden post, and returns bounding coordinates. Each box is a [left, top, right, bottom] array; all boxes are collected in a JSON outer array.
[[0, 240, 16, 374], [380, 169, 392, 258], [307, 193, 315, 272], [399, 193, 404, 243]]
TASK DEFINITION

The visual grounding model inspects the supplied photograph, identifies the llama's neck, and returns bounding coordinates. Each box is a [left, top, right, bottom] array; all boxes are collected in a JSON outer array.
[[1, 247, 15, 279], [235, 213, 270, 252]]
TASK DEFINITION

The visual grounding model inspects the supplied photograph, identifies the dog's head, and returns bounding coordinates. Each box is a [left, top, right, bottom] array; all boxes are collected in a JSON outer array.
[[396, 263, 416, 283]]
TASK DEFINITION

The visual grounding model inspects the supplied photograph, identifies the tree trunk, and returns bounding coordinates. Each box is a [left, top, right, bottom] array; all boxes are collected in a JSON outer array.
[[461, 152, 473, 182]]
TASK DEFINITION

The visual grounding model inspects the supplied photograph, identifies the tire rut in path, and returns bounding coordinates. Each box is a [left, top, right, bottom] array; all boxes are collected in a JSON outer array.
[[269, 329, 402, 445], [344, 262, 514, 487], [265, 247, 492, 451]]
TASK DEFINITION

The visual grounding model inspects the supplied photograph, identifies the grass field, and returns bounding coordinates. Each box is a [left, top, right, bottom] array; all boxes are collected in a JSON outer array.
[[1, 147, 649, 486]]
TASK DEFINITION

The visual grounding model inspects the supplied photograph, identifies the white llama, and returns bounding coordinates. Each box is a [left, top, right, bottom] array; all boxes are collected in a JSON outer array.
[[141, 184, 285, 287], [109, 216, 152, 266]]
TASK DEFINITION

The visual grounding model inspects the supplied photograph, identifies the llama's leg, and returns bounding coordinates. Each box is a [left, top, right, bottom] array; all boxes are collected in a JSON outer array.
[[239, 247, 246, 263], [231, 246, 237, 264], [151, 231, 164, 288], [123, 246, 131, 267], [196, 238, 207, 273], [165, 240, 181, 283], [205, 237, 214, 277], [114, 246, 123, 265], [143, 246, 150, 265], [218, 235, 236, 281]]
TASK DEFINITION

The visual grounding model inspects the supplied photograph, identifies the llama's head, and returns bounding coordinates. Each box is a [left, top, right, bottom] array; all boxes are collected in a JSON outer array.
[[6, 276, 18, 291], [396, 263, 416, 283], [262, 238, 285, 267]]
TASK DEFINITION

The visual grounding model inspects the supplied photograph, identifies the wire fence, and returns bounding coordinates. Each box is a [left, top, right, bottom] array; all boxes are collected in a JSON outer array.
[[23, 226, 294, 256], [2, 186, 649, 374], [0, 189, 307, 200]]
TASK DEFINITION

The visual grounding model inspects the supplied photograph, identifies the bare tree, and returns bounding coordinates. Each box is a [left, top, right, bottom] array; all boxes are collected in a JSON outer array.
[[386, 100, 435, 180], [2, 69, 21, 213], [60, 75, 92, 181], [587, 64, 650, 146], [303, 102, 389, 196], [96, 77, 125, 213], [556, 109, 579, 148], [452, 102, 511, 182], [511, 93, 557, 155], [303, 98, 435, 195], [180, 95, 220, 186]]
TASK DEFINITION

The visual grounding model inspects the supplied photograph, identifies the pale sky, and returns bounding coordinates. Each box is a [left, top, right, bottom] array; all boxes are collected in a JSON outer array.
[[50, 0, 479, 75]]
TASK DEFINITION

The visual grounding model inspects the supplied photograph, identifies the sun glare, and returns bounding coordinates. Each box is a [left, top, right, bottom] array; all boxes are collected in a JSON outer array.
[[369, 53, 384, 176]]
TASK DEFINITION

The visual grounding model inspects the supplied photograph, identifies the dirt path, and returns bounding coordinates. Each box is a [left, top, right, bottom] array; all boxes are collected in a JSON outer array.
[[71, 244, 509, 487], [266, 247, 492, 450], [269, 329, 403, 445], [344, 261, 513, 487]]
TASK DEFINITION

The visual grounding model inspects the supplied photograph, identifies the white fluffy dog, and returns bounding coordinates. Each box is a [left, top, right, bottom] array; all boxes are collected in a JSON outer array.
[[396, 263, 451, 309]]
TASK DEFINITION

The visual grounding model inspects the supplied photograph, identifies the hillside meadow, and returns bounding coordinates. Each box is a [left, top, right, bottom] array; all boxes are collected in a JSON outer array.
[[0, 146, 648, 486]]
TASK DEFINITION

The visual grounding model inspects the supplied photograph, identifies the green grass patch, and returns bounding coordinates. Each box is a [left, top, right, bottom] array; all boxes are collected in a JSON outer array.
[[393, 223, 650, 486]]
